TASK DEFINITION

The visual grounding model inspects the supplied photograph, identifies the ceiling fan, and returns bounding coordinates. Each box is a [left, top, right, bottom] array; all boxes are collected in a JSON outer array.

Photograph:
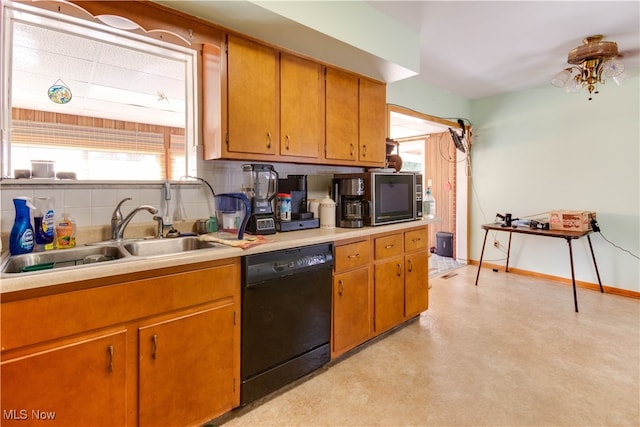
[[551, 34, 638, 100]]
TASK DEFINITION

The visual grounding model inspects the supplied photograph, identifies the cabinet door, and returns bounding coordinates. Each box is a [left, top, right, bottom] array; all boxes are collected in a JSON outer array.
[[1, 330, 126, 426], [332, 268, 371, 357], [281, 53, 323, 158], [138, 303, 235, 427], [325, 67, 358, 162], [227, 35, 277, 155], [374, 258, 405, 333], [405, 251, 429, 317], [359, 78, 386, 165]]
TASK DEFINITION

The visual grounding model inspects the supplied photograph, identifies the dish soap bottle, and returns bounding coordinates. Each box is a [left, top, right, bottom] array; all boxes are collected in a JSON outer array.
[[9, 197, 35, 255], [34, 197, 55, 251], [56, 207, 77, 249], [424, 184, 436, 219]]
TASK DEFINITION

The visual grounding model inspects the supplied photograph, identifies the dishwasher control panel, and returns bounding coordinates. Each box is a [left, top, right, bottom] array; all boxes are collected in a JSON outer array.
[[242, 243, 334, 285]]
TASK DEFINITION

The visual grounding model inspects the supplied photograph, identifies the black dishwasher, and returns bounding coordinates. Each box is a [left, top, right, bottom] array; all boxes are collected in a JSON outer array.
[[241, 243, 333, 405]]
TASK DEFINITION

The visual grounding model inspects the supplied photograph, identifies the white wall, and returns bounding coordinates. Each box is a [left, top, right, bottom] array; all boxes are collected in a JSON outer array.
[[469, 71, 639, 292], [388, 71, 639, 293]]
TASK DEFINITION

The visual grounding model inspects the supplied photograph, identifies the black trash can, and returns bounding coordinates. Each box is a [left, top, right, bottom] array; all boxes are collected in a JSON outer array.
[[436, 231, 454, 257]]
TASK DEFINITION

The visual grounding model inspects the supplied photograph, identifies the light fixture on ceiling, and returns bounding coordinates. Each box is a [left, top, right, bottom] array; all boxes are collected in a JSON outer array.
[[551, 35, 627, 101]]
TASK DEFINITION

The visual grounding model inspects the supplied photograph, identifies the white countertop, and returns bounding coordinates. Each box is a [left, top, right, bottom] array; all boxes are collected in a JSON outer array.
[[0, 219, 437, 295]]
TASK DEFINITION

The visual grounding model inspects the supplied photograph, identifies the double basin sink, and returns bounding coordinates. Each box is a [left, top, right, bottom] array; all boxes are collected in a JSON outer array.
[[1, 236, 221, 274]]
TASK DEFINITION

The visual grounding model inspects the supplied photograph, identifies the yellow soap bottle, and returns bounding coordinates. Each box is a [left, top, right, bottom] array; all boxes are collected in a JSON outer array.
[[56, 208, 76, 249]]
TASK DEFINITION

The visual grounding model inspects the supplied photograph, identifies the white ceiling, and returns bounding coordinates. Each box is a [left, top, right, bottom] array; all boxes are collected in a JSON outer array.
[[366, 1, 640, 99]]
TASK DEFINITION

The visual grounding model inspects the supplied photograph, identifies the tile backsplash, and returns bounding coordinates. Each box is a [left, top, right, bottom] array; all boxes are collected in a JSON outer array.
[[1, 159, 360, 249]]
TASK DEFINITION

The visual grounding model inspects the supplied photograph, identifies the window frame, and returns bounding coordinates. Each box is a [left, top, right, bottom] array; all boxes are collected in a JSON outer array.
[[1, 1, 199, 182]]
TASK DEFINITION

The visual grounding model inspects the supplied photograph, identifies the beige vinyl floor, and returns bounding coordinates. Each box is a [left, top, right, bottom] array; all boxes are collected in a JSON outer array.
[[218, 265, 640, 427]]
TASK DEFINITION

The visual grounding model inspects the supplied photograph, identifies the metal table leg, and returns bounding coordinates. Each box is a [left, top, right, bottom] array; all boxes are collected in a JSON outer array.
[[586, 235, 604, 293], [566, 237, 579, 312], [505, 232, 513, 272], [475, 229, 489, 286]]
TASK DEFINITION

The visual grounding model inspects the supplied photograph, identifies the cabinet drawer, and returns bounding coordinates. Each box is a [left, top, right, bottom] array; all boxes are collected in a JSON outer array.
[[334, 240, 370, 272], [404, 228, 428, 252], [1, 260, 239, 352], [373, 234, 403, 260]]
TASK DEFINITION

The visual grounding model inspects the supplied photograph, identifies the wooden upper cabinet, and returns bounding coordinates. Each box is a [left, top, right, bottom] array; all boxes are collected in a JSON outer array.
[[359, 78, 386, 165], [325, 67, 359, 162], [280, 53, 323, 159], [226, 35, 278, 156]]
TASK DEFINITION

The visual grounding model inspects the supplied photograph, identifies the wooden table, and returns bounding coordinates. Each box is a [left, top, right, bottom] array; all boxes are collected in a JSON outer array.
[[475, 223, 603, 312]]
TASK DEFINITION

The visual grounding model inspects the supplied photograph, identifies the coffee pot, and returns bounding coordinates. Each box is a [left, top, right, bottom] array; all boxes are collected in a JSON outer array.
[[333, 177, 367, 228]]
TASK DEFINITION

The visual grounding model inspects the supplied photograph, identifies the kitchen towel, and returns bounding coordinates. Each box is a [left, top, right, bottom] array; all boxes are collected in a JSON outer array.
[[197, 233, 271, 249]]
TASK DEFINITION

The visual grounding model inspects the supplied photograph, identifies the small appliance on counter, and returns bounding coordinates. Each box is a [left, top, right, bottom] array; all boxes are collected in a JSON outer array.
[[332, 176, 367, 228], [242, 164, 278, 235], [276, 175, 319, 232], [333, 171, 422, 226]]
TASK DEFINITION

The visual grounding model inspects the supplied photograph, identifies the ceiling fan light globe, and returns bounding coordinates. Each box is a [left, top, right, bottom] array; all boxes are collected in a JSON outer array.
[[551, 69, 571, 87], [602, 58, 625, 78], [612, 71, 629, 86], [565, 78, 583, 93]]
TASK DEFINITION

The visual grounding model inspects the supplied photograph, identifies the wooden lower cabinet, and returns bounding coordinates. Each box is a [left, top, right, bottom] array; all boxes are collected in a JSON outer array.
[[373, 226, 430, 334], [405, 251, 430, 317], [1, 259, 240, 427], [331, 225, 429, 356], [332, 268, 370, 357], [139, 302, 235, 427], [1, 330, 127, 426], [331, 239, 371, 358], [373, 257, 405, 333]]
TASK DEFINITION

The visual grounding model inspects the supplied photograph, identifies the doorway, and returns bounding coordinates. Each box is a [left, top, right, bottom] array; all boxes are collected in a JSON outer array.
[[387, 105, 469, 261]]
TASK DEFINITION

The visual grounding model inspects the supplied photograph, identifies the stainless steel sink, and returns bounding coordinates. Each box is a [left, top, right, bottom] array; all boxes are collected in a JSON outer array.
[[1, 245, 129, 274], [123, 236, 219, 257]]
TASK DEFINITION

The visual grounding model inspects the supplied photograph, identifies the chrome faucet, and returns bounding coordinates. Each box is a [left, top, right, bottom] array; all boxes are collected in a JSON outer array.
[[111, 197, 159, 240]]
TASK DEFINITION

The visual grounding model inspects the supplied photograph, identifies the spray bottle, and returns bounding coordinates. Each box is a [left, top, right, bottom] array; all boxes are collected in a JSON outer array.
[[9, 197, 35, 255]]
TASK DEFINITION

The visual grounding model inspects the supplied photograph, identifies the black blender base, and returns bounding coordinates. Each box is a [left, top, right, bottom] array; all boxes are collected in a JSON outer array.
[[246, 214, 276, 235]]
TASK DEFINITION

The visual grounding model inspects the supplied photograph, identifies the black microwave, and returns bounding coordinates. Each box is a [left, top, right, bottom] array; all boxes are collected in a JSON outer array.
[[334, 172, 422, 226]]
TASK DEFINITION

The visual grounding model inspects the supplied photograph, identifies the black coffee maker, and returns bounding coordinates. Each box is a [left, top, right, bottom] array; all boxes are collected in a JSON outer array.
[[333, 177, 367, 228], [276, 174, 319, 231]]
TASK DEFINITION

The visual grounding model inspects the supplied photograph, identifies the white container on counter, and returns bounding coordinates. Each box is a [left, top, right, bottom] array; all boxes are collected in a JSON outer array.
[[319, 195, 336, 229]]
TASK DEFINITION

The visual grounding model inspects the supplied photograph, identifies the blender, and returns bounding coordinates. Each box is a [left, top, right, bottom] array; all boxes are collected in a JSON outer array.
[[242, 164, 278, 234]]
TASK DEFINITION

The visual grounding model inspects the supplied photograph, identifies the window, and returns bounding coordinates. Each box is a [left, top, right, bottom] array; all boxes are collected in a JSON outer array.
[[2, 1, 198, 181]]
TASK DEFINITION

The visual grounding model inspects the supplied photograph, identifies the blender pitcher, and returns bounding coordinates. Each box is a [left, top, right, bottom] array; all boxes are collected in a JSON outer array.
[[242, 164, 278, 234]]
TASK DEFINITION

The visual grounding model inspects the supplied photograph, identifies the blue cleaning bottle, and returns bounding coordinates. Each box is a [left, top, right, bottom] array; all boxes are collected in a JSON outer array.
[[10, 197, 35, 255]]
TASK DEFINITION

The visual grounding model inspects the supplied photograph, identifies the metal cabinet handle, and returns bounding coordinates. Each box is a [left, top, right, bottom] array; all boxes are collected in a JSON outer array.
[[408, 259, 413, 272], [151, 334, 158, 360], [347, 253, 360, 259], [107, 345, 114, 372], [285, 135, 290, 150], [362, 144, 367, 157], [350, 143, 354, 156], [412, 238, 421, 243], [397, 263, 402, 276], [338, 280, 344, 296], [267, 132, 272, 149], [385, 244, 394, 249]]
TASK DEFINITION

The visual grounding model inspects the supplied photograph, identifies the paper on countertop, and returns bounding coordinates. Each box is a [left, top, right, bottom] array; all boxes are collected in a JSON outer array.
[[197, 233, 271, 249]]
